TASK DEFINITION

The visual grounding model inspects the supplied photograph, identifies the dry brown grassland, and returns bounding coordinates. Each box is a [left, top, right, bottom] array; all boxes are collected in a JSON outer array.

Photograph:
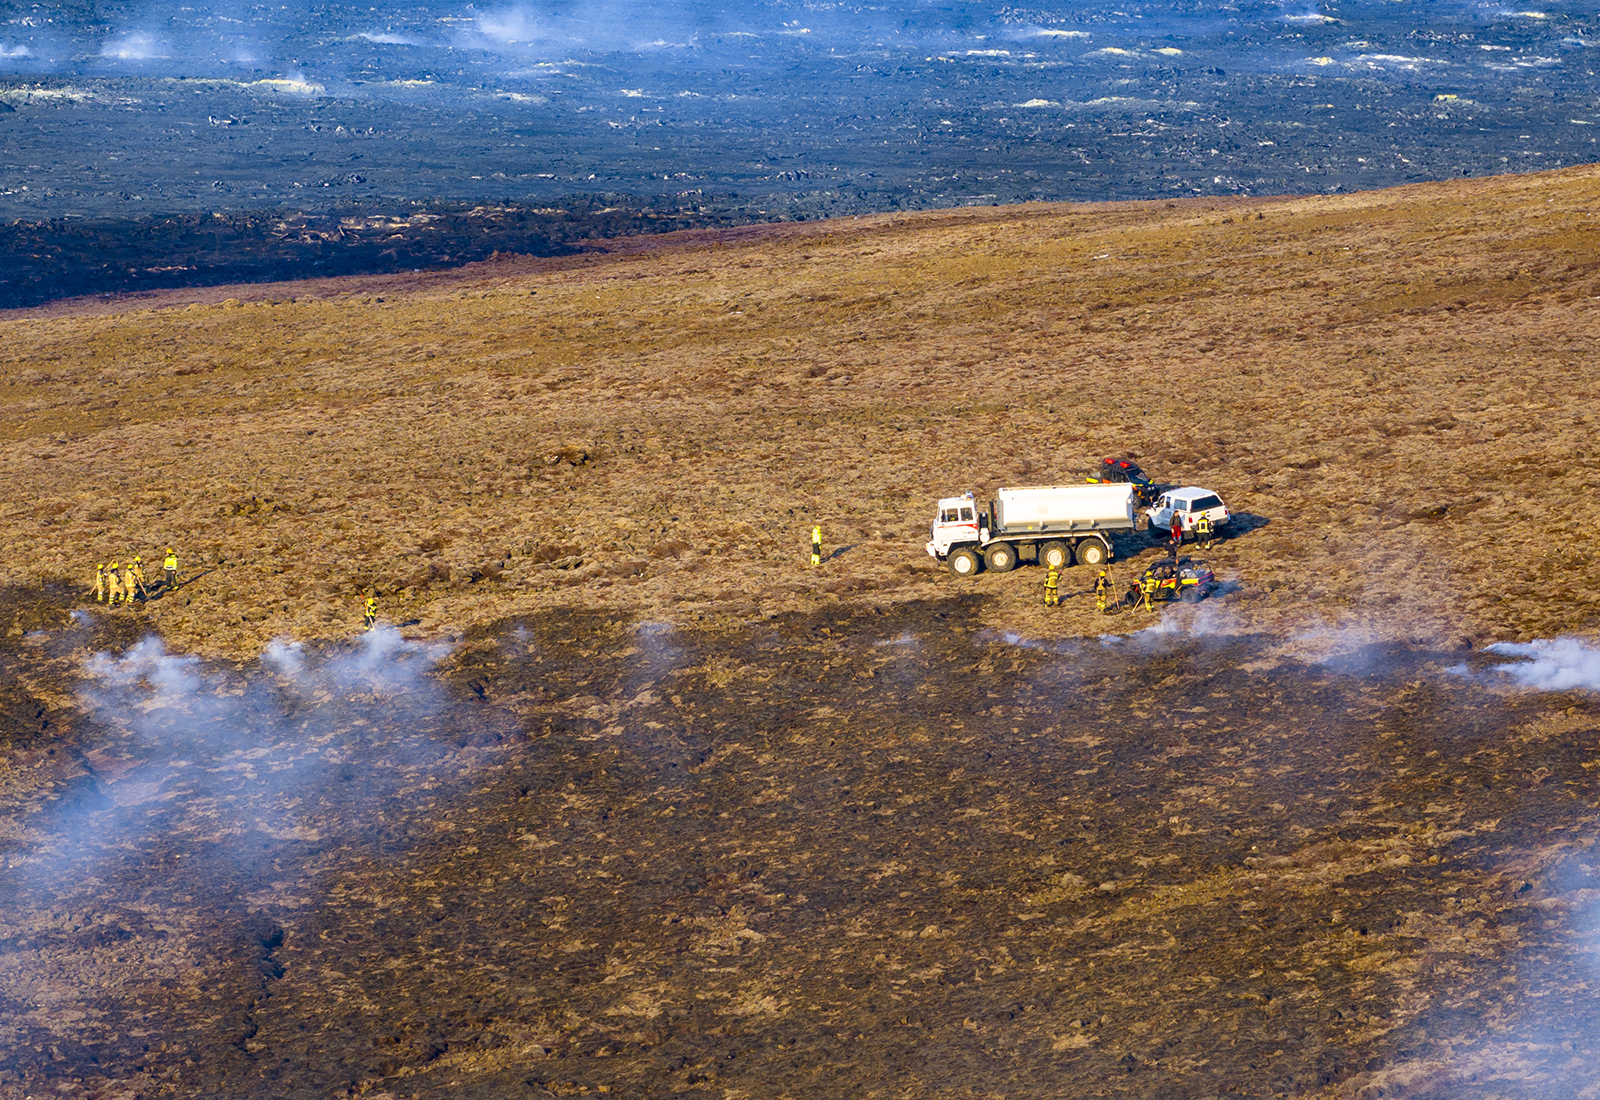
[[3, 166, 1600, 661]]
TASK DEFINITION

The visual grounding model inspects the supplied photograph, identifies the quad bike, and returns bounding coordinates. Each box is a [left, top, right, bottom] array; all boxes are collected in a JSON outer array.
[[1139, 558, 1217, 604]]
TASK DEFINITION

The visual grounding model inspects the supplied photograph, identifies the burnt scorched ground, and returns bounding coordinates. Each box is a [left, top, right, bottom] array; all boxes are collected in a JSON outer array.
[[0, 199, 755, 312], [4, 593, 1600, 1098]]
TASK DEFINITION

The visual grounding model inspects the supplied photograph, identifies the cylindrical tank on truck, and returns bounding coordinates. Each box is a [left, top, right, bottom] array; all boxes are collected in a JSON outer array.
[[925, 484, 1142, 577]]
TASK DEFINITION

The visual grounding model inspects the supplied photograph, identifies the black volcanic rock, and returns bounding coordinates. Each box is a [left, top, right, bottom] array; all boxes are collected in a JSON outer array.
[[0, 200, 751, 309]]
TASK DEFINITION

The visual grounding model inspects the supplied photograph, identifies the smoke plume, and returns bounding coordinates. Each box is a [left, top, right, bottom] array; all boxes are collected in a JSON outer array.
[[1487, 636, 1600, 692], [37, 627, 459, 869]]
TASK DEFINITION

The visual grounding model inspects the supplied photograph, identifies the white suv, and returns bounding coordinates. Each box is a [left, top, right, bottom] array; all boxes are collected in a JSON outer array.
[[1146, 487, 1230, 536]]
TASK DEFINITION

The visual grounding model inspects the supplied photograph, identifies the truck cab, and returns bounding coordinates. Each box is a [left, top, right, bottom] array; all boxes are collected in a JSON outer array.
[[927, 494, 982, 560]]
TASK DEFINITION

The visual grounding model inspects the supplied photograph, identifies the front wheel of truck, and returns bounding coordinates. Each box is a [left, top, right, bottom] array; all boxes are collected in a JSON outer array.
[[947, 549, 981, 577]]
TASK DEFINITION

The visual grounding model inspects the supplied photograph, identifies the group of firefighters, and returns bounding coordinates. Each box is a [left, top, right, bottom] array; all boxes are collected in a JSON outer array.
[[89, 549, 392, 632], [90, 551, 389, 631], [87, 510, 1215, 625], [1042, 510, 1217, 613], [89, 511, 1218, 621], [805, 511, 1219, 616], [91, 549, 179, 606]]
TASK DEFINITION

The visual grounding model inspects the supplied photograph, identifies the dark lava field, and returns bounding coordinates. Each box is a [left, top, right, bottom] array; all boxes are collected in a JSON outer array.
[[4, 583, 1600, 1099], [6, 0, 1600, 305]]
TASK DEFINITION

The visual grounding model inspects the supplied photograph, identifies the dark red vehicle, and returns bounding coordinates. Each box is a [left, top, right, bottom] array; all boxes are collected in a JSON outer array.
[[1086, 457, 1156, 506]]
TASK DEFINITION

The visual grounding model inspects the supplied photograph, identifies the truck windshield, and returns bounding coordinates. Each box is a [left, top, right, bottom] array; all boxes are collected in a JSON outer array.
[[960, 507, 974, 522]]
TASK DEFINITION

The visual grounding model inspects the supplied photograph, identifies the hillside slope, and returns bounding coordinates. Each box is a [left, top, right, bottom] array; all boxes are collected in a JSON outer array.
[[2, 167, 1599, 656], [5, 169, 1600, 1100]]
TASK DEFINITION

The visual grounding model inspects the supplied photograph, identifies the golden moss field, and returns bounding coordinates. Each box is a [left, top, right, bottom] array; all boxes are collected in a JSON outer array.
[[3, 165, 1599, 658]]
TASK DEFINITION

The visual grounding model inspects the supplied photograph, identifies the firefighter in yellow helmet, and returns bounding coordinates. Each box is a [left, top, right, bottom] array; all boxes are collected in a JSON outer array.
[[106, 559, 125, 606], [810, 525, 823, 568], [1043, 563, 1061, 607], [363, 595, 379, 631], [129, 556, 149, 601], [120, 560, 138, 605], [1094, 569, 1112, 614], [1139, 572, 1160, 613], [163, 548, 179, 593], [92, 562, 108, 603]]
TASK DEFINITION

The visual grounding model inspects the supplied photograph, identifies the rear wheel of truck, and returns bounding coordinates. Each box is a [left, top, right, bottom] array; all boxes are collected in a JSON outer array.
[[1040, 540, 1073, 570], [984, 544, 1018, 573], [1076, 540, 1108, 567], [948, 549, 981, 577]]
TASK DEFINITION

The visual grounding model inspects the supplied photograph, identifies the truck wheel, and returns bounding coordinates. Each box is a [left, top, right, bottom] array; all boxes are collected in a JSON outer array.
[[1040, 540, 1073, 570], [947, 549, 981, 577], [984, 544, 1018, 573], [1076, 540, 1108, 567]]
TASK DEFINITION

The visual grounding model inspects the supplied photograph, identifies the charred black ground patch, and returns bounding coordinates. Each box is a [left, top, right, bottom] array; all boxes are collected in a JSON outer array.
[[2, 597, 1599, 1098], [0, 200, 753, 311]]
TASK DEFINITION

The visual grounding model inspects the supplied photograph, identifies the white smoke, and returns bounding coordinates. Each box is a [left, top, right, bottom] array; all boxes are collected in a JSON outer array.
[[981, 628, 1084, 655], [84, 635, 205, 701], [357, 31, 424, 45], [86, 627, 448, 716], [100, 32, 170, 61], [625, 620, 686, 698], [1275, 621, 1391, 669], [473, 8, 551, 46], [462, 2, 715, 54], [1094, 581, 1252, 647], [0, 627, 470, 1088], [61, 628, 457, 853], [266, 626, 452, 694], [1487, 637, 1600, 692]]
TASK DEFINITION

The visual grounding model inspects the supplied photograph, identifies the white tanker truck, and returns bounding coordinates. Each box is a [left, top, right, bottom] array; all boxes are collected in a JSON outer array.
[[926, 484, 1144, 577]]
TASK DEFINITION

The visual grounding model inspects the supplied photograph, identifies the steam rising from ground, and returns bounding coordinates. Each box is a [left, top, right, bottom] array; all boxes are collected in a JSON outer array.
[[1487, 637, 1600, 692], [84, 626, 451, 743], [53, 627, 457, 862], [98, 33, 169, 62]]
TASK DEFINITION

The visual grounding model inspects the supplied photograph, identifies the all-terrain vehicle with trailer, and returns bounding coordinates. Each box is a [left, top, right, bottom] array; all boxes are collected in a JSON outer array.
[[927, 484, 1144, 577]]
